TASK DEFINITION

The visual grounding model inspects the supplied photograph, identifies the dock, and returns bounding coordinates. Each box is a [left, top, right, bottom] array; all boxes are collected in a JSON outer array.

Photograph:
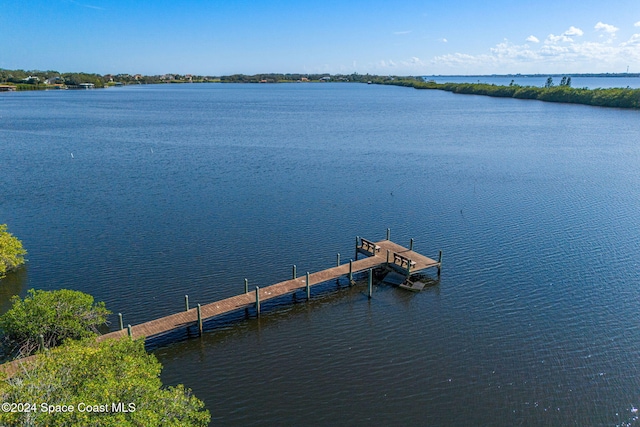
[[0, 233, 441, 377]]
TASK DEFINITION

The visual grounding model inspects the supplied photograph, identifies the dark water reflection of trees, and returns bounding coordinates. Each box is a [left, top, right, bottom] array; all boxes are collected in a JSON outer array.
[[0, 268, 27, 315]]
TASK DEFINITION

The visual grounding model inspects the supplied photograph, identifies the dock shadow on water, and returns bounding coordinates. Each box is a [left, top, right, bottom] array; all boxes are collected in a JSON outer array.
[[145, 270, 420, 352]]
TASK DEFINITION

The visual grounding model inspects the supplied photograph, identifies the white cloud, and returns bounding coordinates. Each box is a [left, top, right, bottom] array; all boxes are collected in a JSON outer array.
[[358, 24, 638, 74], [429, 30, 640, 74], [545, 26, 584, 44], [546, 34, 574, 43], [595, 22, 619, 33], [634, 21, 640, 27], [564, 26, 584, 36], [439, 38, 448, 43], [620, 33, 640, 46]]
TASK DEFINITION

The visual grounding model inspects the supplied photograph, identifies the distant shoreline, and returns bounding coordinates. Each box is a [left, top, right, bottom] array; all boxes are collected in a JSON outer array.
[[425, 73, 640, 78], [2, 69, 639, 109], [378, 78, 640, 110]]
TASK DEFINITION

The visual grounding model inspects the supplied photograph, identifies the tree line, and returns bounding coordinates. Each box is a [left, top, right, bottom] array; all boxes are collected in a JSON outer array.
[[381, 77, 640, 109]]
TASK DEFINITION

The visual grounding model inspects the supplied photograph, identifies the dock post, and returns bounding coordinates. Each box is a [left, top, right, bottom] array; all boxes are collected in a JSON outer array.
[[292, 265, 297, 279], [386, 228, 390, 240], [255, 286, 261, 316], [368, 268, 373, 298], [127, 324, 132, 339], [410, 238, 414, 251], [118, 313, 123, 330], [355, 236, 359, 260], [386, 249, 390, 265], [185, 295, 189, 311], [244, 278, 248, 293], [349, 259, 353, 283], [306, 272, 310, 300], [438, 250, 442, 277], [337, 253, 340, 267], [197, 304, 203, 336], [39, 334, 45, 351]]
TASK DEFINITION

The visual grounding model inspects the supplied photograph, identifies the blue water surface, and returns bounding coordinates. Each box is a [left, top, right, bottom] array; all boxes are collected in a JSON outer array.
[[1, 82, 639, 426]]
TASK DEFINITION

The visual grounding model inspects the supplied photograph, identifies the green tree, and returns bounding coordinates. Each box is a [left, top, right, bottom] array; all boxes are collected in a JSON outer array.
[[545, 77, 554, 88], [0, 289, 110, 356], [0, 225, 26, 279], [0, 338, 210, 426]]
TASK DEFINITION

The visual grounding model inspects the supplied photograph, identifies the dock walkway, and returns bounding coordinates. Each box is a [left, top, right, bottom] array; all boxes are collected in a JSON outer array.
[[1, 236, 441, 377]]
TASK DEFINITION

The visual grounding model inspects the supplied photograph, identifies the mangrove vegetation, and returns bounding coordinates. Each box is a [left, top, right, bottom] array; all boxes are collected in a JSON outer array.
[[379, 76, 640, 109], [0, 339, 210, 426], [0, 225, 26, 280], [0, 289, 110, 357], [0, 289, 210, 426]]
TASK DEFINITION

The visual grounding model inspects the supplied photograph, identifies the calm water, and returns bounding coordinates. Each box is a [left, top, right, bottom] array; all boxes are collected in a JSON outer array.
[[1, 82, 640, 426]]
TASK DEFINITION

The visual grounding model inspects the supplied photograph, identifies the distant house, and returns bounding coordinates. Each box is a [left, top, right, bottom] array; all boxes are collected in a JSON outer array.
[[0, 85, 16, 92], [319, 76, 331, 82], [22, 76, 40, 84], [78, 83, 95, 89], [45, 77, 62, 85]]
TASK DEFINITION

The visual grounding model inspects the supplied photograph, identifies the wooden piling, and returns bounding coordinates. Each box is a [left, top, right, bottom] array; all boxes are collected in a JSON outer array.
[[368, 268, 373, 298], [244, 278, 248, 293], [386, 228, 390, 240], [39, 334, 44, 352], [410, 238, 414, 251], [292, 265, 297, 279], [306, 272, 310, 300], [127, 324, 132, 338], [197, 304, 203, 336], [185, 295, 189, 312], [386, 249, 390, 265], [255, 286, 261, 316], [355, 236, 359, 260], [108, 240, 435, 340], [118, 313, 123, 331], [337, 253, 340, 267], [438, 250, 442, 277]]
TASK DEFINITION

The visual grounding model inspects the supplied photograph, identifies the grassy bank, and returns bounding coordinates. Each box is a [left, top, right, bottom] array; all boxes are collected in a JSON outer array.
[[380, 78, 640, 109]]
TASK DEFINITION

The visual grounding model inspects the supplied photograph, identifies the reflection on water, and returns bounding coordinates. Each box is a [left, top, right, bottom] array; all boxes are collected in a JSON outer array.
[[0, 268, 27, 313]]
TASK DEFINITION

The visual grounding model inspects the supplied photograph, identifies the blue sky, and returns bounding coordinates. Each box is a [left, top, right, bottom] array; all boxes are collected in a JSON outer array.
[[2, 0, 640, 75]]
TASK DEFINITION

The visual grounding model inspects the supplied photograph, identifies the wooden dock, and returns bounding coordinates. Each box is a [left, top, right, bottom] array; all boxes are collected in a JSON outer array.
[[0, 235, 441, 377]]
